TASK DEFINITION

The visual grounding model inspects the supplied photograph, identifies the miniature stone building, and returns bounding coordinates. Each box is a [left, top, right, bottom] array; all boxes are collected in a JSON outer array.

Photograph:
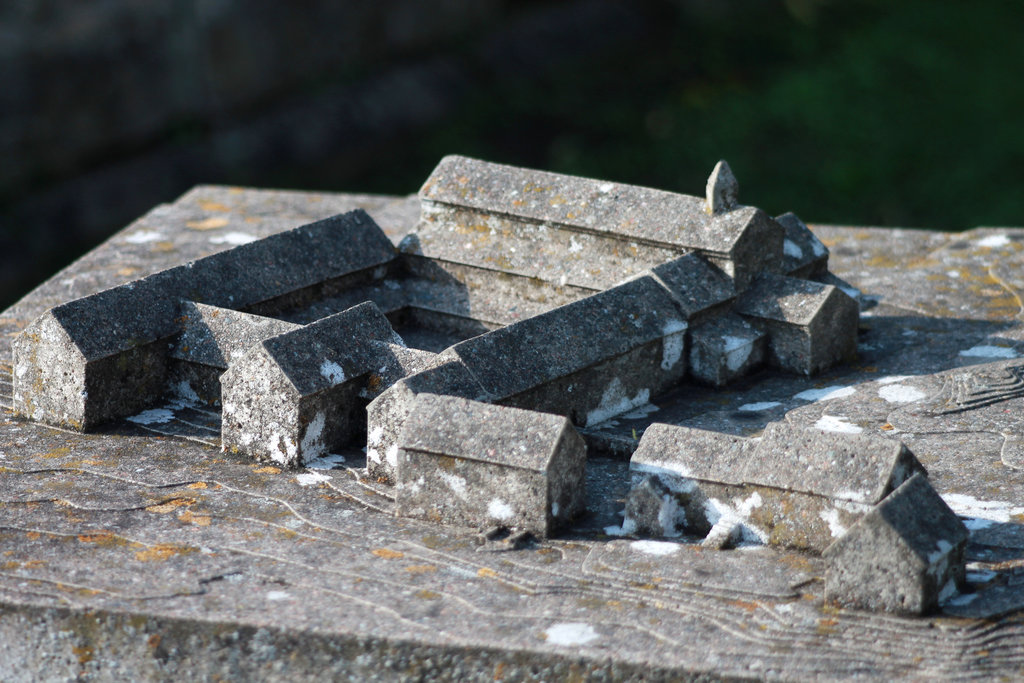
[[624, 422, 927, 551], [396, 393, 586, 537], [623, 422, 968, 613], [13, 155, 860, 475], [823, 473, 968, 615]]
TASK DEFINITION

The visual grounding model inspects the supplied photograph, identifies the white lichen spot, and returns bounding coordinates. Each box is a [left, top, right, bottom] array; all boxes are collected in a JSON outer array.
[[306, 453, 345, 469], [621, 402, 659, 420], [598, 183, 614, 193], [738, 401, 781, 412], [783, 239, 803, 260], [543, 622, 599, 647], [125, 230, 164, 244], [488, 498, 514, 521], [794, 385, 856, 402], [819, 508, 847, 537], [568, 236, 583, 253], [173, 380, 201, 405], [587, 378, 651, 426], [660, 327, 686, 371], [127, 408, 174, 425], [977, 234, 1010, 248], [878, 384, 926, 403], [722, 335, 752, 372], [14, 364, 27, 378], [368, 426, 384, 446], [815, 415, 862, 434], [209, 232, 257, 245], [385, 444, 399, 467], [265, 591, 292, 601], [630, 539, 680, 556], [942, 493, 1024, 529], [367, 448, 381, 464], [319, 360, 346, 385], [959, 345, 1020, 359], [604, 517, 637, 537], [703, 493, 767, 545], [878, 375, 912, 385], [439, 471, 468, 499], [947, 270, 961, 278], [300, 412, 326, 459], [295, 471, 331, 486]]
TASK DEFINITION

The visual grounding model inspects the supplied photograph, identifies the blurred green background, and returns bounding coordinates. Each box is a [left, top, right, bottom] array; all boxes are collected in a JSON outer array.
[[4, 0, 1024, 309]]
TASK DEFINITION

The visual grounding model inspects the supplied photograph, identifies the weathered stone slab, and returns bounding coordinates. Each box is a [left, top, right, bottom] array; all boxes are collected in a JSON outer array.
[[735, 273, 858, 375], [396, 394, 586, 537], [688, 313, 766, 386], [448, 276, 689, 426], [419, 155, 785, 289], [776, 212, 828, 278], [824, 473, 968, 615], [366, 356, 489, 483], [13, 210, 396, 429], [220, 302, 409, 467], [624, 422, 926, 551]]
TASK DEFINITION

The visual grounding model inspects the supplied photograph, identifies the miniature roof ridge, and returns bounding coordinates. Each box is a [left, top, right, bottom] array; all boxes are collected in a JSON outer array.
[[630, 422, 922, 505], [401, 394, 572, 471], [419, 155, 771, 255], [38, 210, 396, 360]]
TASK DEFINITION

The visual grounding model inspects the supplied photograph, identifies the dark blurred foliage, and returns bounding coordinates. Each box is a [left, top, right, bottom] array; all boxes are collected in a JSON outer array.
[[4, 0, 1024, 309]]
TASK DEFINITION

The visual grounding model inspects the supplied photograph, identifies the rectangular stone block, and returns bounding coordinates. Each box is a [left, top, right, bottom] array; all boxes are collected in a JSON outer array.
[[735, 273, 858, 375], [823, 473, 968, 615], [448, 276, 689, 426], [13, 209, 396, 430], [396, 394, 586, 537]]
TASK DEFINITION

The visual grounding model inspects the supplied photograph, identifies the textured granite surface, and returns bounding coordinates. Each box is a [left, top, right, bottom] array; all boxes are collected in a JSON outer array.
[[3, 186, 1024, 680]]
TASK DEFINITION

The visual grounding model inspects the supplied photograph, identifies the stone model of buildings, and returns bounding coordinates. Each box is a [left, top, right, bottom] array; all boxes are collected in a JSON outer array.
[[11, 155, 967, 614], [623, 422, 968, 613]]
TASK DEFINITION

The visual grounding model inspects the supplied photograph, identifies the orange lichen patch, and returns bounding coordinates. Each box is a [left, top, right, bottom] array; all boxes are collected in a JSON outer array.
[[404, 564, 438, 575], [477, 567, 498, 579], [145, 498, 195, 514], [177, 509, 211, 526], [880, 423, 895, 431], [197, 200, 230, 212], [416, 589, 441, 600], [372, 548, 404, 559], [728, 599, 761, 613], [77, 530, 125, 547], [25, 531, 40, 540], [116, 266, 140, 277], [816, 617, 839, 635], [186, 482, 208, 490], [253, 466, 281, 474], [186, 217, 229, 230], [148, 633, 162, 649], [152, 241, 176, 252], [41, 447, 71, 459], [134, 543, 196, 562], [72, 645, 94, 665]]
